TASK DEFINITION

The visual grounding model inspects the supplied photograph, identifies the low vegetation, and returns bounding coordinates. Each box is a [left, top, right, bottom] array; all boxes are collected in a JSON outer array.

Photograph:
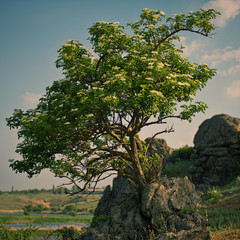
[[0, 188, 102, 215]]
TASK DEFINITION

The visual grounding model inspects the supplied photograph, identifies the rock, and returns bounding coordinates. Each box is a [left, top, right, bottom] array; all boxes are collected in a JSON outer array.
[[146, 138, 174, 158], [194, 114, 240, 148], [189, 114, 240, 188], [80, 175, 208, 239], [141, 176, 200, 231], [79, 174, 149, 240]]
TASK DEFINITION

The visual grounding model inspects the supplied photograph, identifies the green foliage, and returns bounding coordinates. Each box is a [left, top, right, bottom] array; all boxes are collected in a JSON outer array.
[[6, 8, 219, 191], [162, 145, 192, 178], [63, 204, 78, 216], [91, 215, 109, 227], [23, 204, 49, 215], [205, 186, 221, 204], [0, 225, 37, 240], [169, 145, 192, 161], [55, 226, 80, 240], [162, 159, 192, 178]]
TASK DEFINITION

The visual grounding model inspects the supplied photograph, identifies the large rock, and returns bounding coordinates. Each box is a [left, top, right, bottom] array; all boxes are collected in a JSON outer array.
[[146, 138, 174, 158], [142, 177, 209, 239], [189, 114, 240, 189], [79, 175, 209, 240], [194, 114, 240, 148], [79, 175, 149, 240], [145, 138, 174, 169]]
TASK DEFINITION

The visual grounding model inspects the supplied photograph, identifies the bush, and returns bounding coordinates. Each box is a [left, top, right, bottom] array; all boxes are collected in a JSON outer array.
[[0, 225, 37, 240], [23, 204, 49, 215], [56, 226, 79, 240], [169, 145, 193, 161], [162, 159, 192, 178], [63, 204, 78, 215]]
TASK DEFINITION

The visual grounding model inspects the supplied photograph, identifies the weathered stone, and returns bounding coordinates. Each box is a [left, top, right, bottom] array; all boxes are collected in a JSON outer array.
[[146, 138, 174, 158], [194, 114, 240, 148], [79, 175, 208, 240], [79, 174, 149, 240], [202, 147, 229, 157], [141, 176, 199, 230], [189, 114, 240, 187]]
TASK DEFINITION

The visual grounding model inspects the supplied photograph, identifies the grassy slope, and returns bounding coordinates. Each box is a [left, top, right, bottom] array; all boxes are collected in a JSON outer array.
[[0, 191, 102, 215], [200, 184, 240, 240]]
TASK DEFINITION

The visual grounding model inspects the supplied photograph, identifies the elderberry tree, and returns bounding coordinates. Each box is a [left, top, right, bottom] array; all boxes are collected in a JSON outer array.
[[7, 8, 219, 192]]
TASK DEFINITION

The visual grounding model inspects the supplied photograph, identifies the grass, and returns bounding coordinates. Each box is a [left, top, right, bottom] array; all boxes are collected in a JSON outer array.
[[198, 184, 240, 239], [0, 215, 92, 225]]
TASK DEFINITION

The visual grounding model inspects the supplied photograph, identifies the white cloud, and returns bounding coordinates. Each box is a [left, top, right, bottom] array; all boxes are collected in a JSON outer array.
[[201, 46, 240, 66], [203, 0, 240, 27], [180, 37, 203, 58], [226, 80, 240, 98], [22, 92, 42, 106], [219, 63, 240, 76]]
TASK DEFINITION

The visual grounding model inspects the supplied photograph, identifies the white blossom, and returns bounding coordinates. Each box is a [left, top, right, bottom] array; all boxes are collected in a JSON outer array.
[[150, 90, 164, 97], [160, 11, 165, 16]]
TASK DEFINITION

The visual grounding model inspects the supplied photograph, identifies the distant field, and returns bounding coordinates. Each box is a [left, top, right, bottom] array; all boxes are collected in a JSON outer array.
[[0, 191, 102, 215]]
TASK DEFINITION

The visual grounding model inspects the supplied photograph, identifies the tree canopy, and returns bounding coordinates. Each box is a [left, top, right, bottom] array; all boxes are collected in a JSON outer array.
[[7, 8, 220, 192]]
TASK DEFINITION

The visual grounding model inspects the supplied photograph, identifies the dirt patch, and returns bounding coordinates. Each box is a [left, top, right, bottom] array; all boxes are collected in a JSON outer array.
[[211, 229, 240, 240], [29, 200, 50, 208], [0, 210, 23, 213]]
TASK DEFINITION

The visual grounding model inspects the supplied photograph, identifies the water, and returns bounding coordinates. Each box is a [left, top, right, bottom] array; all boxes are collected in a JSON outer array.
[[4, 222, 89, 229]]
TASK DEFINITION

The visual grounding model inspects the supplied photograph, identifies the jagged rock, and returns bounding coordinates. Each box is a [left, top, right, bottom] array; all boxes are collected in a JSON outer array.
[[79, 175, 208, 240], [189, 114, 240, 188], [146, 138, 174, 158], [141, 176, 198, 230], [79, 175, 149, 240]]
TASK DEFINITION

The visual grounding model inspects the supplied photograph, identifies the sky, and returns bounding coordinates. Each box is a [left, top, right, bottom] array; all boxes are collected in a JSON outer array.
[[0, 0, 239, 191]]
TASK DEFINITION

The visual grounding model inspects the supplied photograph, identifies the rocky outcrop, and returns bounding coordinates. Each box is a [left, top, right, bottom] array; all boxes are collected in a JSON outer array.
[[146, 138, 175, 169], [79, 175, 149, 240], [79, 175, 209, 240], [189, 114, 240, 190], [146, 138, 174, 159]]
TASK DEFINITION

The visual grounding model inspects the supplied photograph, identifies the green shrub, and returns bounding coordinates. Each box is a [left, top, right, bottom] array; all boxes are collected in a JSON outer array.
[[0, 225, 37, 240], [56, 226, 80, 240], [162, 159, 192, 178], [207, 186, 221, 204], [91, 215, 108, 227], [169, 145, 193, 161]]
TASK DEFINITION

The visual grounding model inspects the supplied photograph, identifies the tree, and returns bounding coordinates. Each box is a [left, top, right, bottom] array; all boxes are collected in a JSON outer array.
[[6, 8, 219, 193]]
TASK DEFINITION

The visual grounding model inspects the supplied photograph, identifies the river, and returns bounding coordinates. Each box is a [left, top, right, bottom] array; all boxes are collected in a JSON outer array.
[[1, 212, 92, 228], [1, 212, 92, 239]]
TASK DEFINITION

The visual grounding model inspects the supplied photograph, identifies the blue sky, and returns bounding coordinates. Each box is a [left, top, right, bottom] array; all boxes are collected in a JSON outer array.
[[0, 0, 239, 191]]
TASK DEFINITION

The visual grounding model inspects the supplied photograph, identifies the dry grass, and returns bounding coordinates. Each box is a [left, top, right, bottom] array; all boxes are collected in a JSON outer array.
[[211, 228, 240, 240], [0, 191, 102, 215]]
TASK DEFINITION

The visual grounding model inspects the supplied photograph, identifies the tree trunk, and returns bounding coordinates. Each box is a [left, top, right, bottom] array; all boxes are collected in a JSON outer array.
[[129, 136, 146, 191]]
